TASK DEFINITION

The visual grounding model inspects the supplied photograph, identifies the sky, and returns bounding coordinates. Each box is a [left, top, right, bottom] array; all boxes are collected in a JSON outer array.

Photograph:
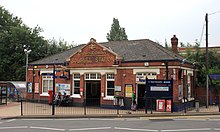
[[1, 0, 220, 47]]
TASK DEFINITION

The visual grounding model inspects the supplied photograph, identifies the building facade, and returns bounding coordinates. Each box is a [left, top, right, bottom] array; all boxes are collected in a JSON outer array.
[[26, 35, 197, 109]]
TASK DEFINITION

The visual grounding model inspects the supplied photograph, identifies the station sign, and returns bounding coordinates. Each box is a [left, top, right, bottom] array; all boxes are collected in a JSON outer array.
[[146, 79, 173, 98]]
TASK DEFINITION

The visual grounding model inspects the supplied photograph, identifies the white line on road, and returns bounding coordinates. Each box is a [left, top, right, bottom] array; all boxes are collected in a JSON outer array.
[[114, 127, 158, 132], [22, 119, 54, 121], [0, 126, 28, 129], [173, 118, 207, 121], [69, 127, 111, 131], [161, 128, 211, 131], [6, 119, 16, 122], [89, 118, 116, 121], [55, 118, 89, 121], [214, 128, 220, 130], [30, 126, 65, 131], [209, 119, 220, 121]]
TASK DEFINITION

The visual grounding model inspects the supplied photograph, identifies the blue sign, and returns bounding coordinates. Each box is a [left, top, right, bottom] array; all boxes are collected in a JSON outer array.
[[146, 79, 173, 98]]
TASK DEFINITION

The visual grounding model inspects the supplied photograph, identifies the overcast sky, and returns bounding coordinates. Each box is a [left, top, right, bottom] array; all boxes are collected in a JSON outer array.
[[1, 0, 220, 47]]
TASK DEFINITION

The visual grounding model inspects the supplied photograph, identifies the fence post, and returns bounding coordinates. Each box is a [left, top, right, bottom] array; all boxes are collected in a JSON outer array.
[[52, 100, 55, 115], [117, 98, 119, 115], [21, 99, 23, 116], [145, 97, 147, 114], [183, 97, 186, 113], [84, 98, 86, 115], [171, 98, 173, 113], [150, 98, 153, 114]]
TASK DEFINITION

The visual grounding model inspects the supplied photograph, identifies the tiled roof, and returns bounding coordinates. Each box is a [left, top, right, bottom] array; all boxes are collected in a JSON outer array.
[[30, 39, 185, 65]]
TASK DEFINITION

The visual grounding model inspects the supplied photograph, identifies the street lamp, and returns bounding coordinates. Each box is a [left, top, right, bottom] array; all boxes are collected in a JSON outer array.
[[24, 47, 31, 94]]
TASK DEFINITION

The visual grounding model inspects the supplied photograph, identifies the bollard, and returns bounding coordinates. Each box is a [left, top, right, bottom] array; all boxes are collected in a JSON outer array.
[[195, 101, 199, 112]]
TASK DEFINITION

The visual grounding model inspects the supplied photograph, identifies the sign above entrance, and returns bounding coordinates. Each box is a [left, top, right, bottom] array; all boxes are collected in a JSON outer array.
[[72, 51, 113, 64], [69, 42, 116, 66]]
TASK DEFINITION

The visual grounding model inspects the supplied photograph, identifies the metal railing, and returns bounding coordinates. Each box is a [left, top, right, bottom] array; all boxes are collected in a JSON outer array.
[[20, 97, 220, 116]]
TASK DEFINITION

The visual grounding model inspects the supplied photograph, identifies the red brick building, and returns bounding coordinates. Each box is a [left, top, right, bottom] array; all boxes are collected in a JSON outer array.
[[26, 35, 197, 109]]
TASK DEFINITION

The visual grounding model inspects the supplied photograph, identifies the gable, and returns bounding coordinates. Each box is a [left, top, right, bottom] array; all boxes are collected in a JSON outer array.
[[69, 39, 117, 67]]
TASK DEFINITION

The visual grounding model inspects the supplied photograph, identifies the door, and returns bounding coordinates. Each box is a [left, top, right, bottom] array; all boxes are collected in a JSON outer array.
[[86, 81, 101, 106], [137, 84, 145, 109]]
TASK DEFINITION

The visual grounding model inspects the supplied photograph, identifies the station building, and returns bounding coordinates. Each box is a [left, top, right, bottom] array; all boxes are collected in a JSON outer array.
[[26, 35, 197, 109]]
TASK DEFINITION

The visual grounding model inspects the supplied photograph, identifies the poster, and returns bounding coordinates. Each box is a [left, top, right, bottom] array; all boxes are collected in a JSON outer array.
[[56, 83, 70, 95], [125, 84, 133, 97], [178, 85, 183, 100], [27, 82, 32, 93], [34, 83, 39, 93]]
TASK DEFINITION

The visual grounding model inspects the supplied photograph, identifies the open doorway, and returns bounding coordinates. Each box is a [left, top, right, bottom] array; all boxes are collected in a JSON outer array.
[[137, 84, 145, 109], [86, 81, 101, 106]]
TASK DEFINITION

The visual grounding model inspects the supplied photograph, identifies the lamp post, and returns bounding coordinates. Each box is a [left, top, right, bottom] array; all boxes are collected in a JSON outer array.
[[24, 47, 31, 95]]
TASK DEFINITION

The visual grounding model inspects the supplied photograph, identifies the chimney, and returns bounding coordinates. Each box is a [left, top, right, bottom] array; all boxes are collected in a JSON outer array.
[[171, 35, 178, 54]]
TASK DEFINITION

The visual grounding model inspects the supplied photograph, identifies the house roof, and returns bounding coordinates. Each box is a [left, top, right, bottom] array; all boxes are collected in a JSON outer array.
[[30, 39, 185, 65]]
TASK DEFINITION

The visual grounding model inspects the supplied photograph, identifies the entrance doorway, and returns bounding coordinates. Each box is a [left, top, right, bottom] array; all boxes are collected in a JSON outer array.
[[137, 84, 145, 109], [86, 81, 101, 106]]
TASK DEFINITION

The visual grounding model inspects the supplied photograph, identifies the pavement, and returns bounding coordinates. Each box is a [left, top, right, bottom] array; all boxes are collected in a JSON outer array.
[[1, 101, 220, 119]]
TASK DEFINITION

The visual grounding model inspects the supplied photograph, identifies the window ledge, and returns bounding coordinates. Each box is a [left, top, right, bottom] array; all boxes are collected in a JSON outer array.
[[103, 96, 114, 100], [40, 93, 49, 96], [70, 94, 81, 98]]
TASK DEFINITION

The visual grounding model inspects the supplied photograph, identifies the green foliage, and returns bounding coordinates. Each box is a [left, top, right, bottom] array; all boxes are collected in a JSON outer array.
[[182, 40, 220, 88], [164, 39, 170, 50], [0, 6, 73, 81], [106, 18, 128, 41]]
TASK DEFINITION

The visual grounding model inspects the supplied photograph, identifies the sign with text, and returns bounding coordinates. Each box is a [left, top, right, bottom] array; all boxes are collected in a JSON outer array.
[[115, 86, 122, 92], [34, 83, 39, 93], [146, 79, 173, 98], [56, 84, 70, 95]]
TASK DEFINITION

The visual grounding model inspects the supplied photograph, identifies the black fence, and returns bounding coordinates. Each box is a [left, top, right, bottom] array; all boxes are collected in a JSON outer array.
[[21, 98, 125, 116], [21, 97, 205, 116]]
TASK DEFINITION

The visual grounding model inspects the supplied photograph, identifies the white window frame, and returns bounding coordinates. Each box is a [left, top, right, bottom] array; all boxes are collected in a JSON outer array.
[[105, 73, 115, 100], [40, 75, 53, 96], [71, 73, 80, 98], [187, 74, 191, 99], [84, 73, 101, 80], [136, 72, 157, 79]]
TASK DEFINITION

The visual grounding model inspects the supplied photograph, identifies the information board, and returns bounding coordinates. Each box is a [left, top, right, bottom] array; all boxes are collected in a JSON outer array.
[[146, 79, 173, 98]]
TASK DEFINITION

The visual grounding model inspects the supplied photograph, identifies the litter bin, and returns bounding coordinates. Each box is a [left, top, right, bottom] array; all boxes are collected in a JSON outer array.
[[48, 90, 53, 105], [195, 101, 199, 112]]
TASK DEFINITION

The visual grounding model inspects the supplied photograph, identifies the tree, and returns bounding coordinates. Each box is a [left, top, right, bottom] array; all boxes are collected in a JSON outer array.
[[164, 39, 170, 50], [106, 18, 128, 41], [0, 5, 73, 81], [181, 41, 220, 86]]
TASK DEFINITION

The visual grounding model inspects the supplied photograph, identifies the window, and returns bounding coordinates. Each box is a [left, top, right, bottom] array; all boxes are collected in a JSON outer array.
[[42, 75, 53, 93], [74, 81, 80, 94], [84, 73, 101, 80], [106, 73, 115, 96], [136, 72, 157, 80], [73, 74, 80, 95]]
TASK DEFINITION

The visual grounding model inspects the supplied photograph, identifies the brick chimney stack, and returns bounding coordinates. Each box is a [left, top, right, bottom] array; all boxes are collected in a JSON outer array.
[[171, 35, 178, 54]]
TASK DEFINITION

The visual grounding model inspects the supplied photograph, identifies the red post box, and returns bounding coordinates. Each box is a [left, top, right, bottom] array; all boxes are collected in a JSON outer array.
[[48, 90, 53, 105]]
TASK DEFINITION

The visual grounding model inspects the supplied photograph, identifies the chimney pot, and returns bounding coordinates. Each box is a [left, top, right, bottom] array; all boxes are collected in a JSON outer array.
[[171, 35, 178, 54]]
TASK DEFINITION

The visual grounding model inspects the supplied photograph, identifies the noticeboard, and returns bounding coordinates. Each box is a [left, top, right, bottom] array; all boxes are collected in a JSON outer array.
[[146, 79, 173, 98], [125, 84, 133, 97]]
